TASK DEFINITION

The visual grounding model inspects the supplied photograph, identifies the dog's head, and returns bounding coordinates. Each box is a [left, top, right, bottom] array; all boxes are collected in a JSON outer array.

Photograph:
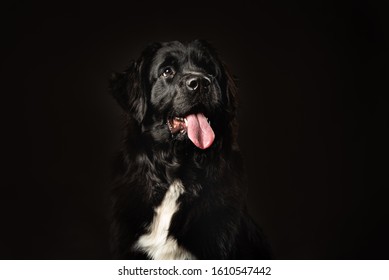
[[110, 40, 237, 150]]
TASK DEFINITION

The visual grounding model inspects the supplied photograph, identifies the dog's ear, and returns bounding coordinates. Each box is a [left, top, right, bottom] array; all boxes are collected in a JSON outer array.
[[221, 63, 240, 146], [109, 61, 145, 123], [223, 63, 238, 118], [109, 43, 161, 123]]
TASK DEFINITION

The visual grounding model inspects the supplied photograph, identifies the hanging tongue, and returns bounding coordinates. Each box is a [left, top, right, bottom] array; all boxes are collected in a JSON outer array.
[[186, 113, 215, 149]]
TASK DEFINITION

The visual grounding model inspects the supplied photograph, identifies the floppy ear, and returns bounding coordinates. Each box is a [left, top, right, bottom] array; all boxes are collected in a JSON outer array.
[[223, 63, 238, 119], [109, 61, 146, 123], [109, 43, 161, 123], [219, 63, 240, 147]]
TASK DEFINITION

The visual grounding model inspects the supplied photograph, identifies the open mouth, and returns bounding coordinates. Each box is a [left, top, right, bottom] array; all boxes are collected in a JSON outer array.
[[167, 113, 215, 150], [167, 117, 188, 135]]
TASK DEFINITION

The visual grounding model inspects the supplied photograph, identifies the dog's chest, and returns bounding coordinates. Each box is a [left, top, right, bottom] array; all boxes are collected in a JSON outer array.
[[134, 180, 196, 260]]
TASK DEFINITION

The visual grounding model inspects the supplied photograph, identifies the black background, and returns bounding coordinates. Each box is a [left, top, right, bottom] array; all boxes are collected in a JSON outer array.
[[1, 0, 388, 259]]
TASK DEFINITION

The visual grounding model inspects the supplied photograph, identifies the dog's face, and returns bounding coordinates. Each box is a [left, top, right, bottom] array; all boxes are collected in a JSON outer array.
[[110, 40, 237, 150]]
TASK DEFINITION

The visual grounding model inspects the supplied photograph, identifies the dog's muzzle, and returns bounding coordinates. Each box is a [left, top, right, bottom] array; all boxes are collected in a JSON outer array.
[[167, 113, 215, 150]]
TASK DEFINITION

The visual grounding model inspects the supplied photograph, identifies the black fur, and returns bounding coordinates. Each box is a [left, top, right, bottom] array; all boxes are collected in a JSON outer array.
[[109, 40, 271, 259]]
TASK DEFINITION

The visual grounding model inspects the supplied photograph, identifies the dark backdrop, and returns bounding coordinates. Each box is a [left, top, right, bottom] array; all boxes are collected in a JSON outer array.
[[1, 1, 388, 259]]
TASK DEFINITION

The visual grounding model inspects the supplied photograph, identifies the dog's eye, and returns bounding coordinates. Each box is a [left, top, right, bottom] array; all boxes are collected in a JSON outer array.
[[162, 67, 175, 78]]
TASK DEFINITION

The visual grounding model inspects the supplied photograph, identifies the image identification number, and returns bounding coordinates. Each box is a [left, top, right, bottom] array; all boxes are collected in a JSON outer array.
[[211, 266, 271, 276]]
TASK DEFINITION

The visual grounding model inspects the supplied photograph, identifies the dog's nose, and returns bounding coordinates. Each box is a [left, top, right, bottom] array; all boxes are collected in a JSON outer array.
[[186, 75, 211, 92]]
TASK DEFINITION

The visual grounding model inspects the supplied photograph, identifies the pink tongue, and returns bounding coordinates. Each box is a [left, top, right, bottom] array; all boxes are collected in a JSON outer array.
[[186, 113, 215, 149]]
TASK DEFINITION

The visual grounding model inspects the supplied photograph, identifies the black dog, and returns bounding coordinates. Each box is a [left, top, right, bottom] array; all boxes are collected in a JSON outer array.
[[109, 40, 271, 259]]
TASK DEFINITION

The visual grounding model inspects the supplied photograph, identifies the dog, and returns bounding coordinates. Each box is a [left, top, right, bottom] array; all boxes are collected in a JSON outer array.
[[109, 40, 271, 259]]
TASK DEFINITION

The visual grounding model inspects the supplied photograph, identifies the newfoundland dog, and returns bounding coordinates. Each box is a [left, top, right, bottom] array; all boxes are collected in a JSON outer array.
[[109, 40, 271, 259]]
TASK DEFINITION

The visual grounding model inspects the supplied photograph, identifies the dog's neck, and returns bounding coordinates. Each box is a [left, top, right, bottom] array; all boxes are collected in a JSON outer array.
[[125, 119, 236, 183]]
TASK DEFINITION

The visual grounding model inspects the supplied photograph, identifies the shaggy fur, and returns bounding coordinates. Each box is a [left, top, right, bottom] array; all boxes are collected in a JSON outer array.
[[109, 40, 271, 259]]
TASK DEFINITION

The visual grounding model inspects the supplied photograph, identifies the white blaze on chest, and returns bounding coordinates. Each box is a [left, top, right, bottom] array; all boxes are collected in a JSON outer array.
[[134, 180, 196, 260]]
